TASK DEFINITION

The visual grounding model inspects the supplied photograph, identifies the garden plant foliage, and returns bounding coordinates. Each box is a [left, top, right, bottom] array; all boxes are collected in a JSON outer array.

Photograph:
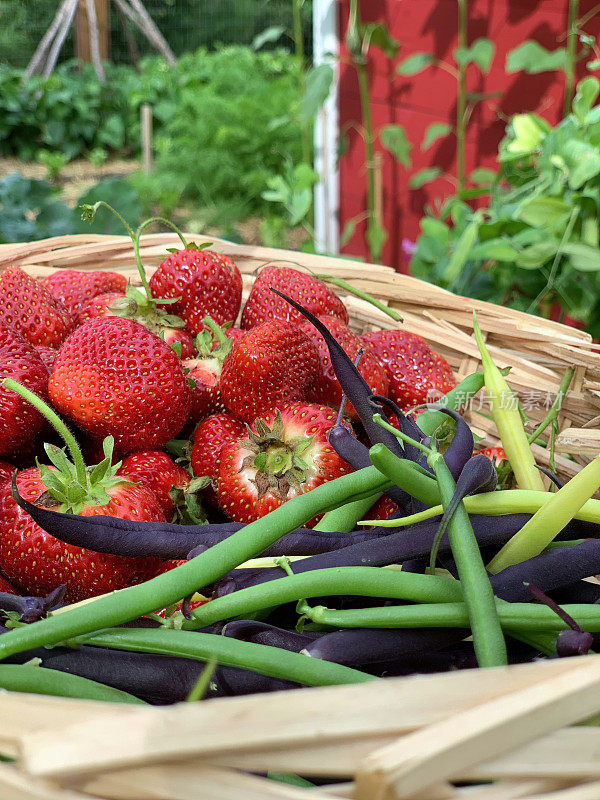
[[0, 46, 303, 227], [411, 77, 600, 336]]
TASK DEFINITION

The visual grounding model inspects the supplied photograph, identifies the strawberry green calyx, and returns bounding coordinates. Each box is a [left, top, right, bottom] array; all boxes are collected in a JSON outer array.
[[194, 315, 234, 362], [1, 379, 130, 516], [36, 438, 132, 516], [170, 476, 211, 525], [241, 411, 315, 500]]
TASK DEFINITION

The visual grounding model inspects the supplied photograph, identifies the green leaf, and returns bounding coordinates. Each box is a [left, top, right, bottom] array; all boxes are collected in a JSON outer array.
[[501, 114, 549, 160], [468, 239, 519, 262], [252, 26, 286, 51], [587, 59, 600, 71], [299, 64, 333, 126], [506, 41, 567, 74], [396, 52, 434, 76], [443, 217, 481, 282], [469, 167, 497, 185], [518, 197, 571, 230], [409, 167, 442, 189], [562, 242, 600, 271], [340, 217, 357, 248], [366, 219, 388, 261], [515, 241, 559, 269], [421, 123, 452, 151], [454, 38, 495, 74], [573, 77, 600, 124], [362, 22, 400, 59], [563, 140, 600, 188], [380, 124, 412, 167]]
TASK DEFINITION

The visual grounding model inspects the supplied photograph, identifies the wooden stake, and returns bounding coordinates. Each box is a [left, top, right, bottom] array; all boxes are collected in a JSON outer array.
[[141, 103, 153, 172], [42, 0, 79, 79], [85, 0, 107, 83], [24, 0, 74, 80]]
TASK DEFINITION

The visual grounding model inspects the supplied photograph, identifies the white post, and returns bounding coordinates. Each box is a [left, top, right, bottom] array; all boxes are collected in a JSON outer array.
[[313, 0, 339, 255]]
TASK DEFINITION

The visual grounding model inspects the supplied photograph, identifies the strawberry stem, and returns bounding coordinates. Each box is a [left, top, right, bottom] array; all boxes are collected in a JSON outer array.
[[80, 201, 136, 240], [132, 217, 188, 301], [2, 379, 87, 486], [313, 274, 403, 322]]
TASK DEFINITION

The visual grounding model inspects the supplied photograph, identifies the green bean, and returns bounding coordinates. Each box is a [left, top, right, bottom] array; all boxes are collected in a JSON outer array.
[[0, 466, 390, 663], [488, 455, 600, 573], [368, 444, 440, 506], [301, 601, 600, 632], [315, 493, 382, 533], [432, 456, 507, 667], [182, 567, 463, 629], [416, 371, 486, 436], [366, 489, 600, 527], [472, 313, 545, 492], [74, 628, 375, 687], [0, 664, 145, 703]]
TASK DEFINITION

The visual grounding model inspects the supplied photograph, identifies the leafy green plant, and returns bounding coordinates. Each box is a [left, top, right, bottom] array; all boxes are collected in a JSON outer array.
[[136, 46, 304, 229], [411, 77, 600, 336], [0, 173, 73, 243], [36, 149, 68, 183], [0, 174, 142, 244]]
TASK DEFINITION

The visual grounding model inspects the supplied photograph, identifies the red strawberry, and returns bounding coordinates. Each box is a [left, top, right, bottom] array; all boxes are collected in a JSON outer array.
[[365, 494, 399, 523], [0, 325, 49, 458], [220, 319, 319, 423], [118, 450, 191, 519], [477, 446, 507, 463], [190, 412, 246, 504], [298, 315, 388, 417], [42, 269, 127, 319], [77, 291, 126, 325], [149, 246, 243, 336], [0, 266, 74, 348], [77, 292, 195, 358], [216, 402, 352, 524], [0, 461, 14, 489], [225, 326, 246, 347], [48, 317, 191, 452], [362, 329, 457, 411], [0, 466, 163, 602], [184, 322, 235, 423], [0, 574, 19, 595], [35, 345, 58, 373], [241, 266, 348, 330]]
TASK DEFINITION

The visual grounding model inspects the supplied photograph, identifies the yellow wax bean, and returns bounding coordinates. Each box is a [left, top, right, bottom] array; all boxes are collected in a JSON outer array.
[[361, 489, 600, 527], [487, 455, 600, 573], [473, 313, 545, 492]]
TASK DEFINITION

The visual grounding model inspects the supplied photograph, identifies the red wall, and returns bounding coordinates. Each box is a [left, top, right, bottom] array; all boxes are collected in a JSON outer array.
[[337, 0, 600, 271]]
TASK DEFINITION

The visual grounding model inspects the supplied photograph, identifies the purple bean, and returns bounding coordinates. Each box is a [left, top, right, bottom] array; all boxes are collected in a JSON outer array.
[[490, 539, 600, 601], [0, 584, 66, 624], [215, 514, 533, 596], [13, 483, 379, 559], [212, 621, 323, 696], [270, 290, 407, 460]]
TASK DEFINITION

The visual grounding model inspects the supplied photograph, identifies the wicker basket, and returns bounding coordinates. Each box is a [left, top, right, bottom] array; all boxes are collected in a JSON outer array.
[[1, 235, 600, 799]]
